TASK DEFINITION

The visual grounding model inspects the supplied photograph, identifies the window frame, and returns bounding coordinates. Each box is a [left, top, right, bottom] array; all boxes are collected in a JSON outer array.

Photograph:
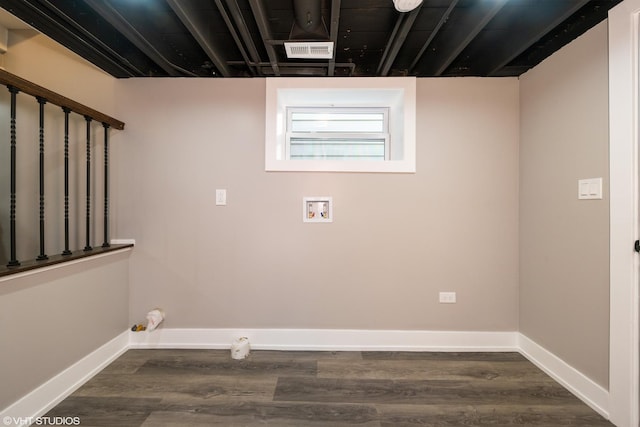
[[265, 77, 416, 173]]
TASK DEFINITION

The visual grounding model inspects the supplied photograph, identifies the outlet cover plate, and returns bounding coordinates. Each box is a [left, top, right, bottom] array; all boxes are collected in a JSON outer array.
[[439, 292, 457, 304]]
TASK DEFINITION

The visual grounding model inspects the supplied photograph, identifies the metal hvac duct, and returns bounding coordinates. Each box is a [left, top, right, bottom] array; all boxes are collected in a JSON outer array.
[[290, 0, 328, 40]]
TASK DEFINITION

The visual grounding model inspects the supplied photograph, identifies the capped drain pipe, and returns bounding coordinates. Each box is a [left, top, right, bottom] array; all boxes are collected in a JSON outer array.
[[231, 337, 251, 359], [146, 308, 165, 332]]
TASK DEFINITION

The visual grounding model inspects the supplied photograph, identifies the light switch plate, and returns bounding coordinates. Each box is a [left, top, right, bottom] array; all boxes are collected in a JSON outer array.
[[215, 189, 227, 206], [578, 178, 602, 200]]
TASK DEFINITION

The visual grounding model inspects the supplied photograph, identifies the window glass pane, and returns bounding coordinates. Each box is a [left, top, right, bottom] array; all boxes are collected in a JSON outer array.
[[290, 111, 385, 133], [290, 137, 385, 161]]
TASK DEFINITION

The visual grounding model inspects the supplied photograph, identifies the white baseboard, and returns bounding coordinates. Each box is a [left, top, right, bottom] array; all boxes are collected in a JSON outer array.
[[129, 328, 519, 351], [0, 331, 129, 426], [518, 333, 610, 419]]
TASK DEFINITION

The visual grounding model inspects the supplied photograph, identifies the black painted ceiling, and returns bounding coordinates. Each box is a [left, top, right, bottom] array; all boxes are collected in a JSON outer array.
[[0, 0, 622, 78]]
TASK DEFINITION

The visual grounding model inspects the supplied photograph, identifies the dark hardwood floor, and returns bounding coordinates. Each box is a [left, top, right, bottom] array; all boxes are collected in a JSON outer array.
[[44, 349, 614, 426]]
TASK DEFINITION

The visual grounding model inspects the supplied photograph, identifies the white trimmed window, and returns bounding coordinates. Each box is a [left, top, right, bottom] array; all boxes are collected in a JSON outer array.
[[265, 77, 416, 173]]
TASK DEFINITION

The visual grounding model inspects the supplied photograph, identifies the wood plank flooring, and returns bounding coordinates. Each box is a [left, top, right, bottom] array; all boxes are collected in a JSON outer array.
[[44, 349, 614, 426]]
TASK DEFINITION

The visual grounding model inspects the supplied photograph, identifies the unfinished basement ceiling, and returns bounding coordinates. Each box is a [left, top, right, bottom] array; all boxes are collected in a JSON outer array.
[[0, 0, 622, 78]]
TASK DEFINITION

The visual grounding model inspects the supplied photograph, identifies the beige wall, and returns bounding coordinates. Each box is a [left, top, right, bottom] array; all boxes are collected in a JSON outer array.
[[519, 21, 610, 388], [0, 251, 130, 409], [4, 29, 116, 114], [114, 77, 520, 331]]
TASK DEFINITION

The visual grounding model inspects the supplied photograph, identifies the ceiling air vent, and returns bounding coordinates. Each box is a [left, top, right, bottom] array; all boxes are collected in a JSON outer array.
[[284, 42, 334, 59]]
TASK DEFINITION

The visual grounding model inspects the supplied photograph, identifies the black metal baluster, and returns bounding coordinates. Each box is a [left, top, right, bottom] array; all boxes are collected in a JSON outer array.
[[101, 123, 110, 248], [84, 116, 92, 251], [6, 86, 20, 267], [62, 107, 72, 256], [36, 97, 48, 261]]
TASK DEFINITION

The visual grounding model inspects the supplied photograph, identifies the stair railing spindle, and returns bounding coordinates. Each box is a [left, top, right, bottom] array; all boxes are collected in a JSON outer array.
[[102, 123, 110, 248], [84, 116, 92, 252], [6, 86, 20, 267], [62, 107, 72, 256], [36, 97, 48, 261]]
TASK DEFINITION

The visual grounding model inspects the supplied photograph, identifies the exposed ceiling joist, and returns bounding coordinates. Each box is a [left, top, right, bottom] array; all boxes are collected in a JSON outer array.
[[416, 0, 508, 76], [327, 0, 341, 77], [486, 0, 590, 76], [83, 0, 194, 77], [221, 0, 263, 76], [409, 0, 458, 73], [248, 0, 280, 76], [165, 0, 231, 77], [378, 6, 421, 76], [39, 0, 146, 77]]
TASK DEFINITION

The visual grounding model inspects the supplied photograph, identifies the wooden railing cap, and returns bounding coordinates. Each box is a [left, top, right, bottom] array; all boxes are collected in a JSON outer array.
[[0, 69, 125, 130]]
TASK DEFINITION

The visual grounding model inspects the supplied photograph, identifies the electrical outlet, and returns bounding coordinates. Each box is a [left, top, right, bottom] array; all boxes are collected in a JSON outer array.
[[439, 291, 456, 304]]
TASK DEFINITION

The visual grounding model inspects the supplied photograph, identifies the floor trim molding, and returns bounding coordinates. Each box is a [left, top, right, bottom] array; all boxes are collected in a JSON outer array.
[[518, 333, 609, 419], [2, 329, 611, 425], [0, 331, 129, 426], [128, 328, 519, 352]]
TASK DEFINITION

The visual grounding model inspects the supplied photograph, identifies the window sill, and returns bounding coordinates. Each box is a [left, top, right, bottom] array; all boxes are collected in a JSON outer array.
[[265, 158, 416, 173]]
